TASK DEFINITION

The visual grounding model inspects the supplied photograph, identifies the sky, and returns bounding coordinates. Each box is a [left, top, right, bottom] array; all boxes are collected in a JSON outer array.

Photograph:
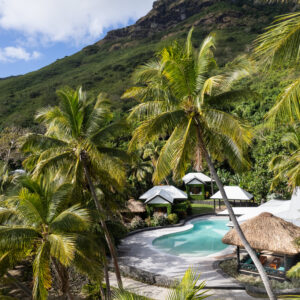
[[0, 0, 154, 78]]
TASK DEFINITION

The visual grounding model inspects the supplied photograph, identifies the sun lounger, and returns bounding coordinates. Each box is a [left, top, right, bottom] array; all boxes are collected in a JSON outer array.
[[259, 255, 267, 265], [269, 257, 281, 269]]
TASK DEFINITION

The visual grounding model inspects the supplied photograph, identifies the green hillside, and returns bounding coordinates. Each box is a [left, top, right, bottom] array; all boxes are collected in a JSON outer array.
[[0, 0, 292, 128]]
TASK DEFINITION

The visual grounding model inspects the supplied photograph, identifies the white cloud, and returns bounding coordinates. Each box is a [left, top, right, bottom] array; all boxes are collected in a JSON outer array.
[[0, 46, 41, 62], [0, 0, 154, 45]]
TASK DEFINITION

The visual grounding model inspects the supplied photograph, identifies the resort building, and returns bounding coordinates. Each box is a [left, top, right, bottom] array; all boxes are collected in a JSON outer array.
[[210, 185, 254, 210], [223, 212, 300, 280], [237, 187, 300, 226], [139, 185, 187, 215], [182, 172, 214, 200]]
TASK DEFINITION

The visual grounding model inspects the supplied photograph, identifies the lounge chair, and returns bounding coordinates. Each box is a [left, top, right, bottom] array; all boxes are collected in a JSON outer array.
[[269, 257, 281, 269], [259, 255, 267, 265]]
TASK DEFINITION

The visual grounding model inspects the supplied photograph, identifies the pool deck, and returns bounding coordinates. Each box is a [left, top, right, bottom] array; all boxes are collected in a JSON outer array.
[[118, 215, 242, 288]]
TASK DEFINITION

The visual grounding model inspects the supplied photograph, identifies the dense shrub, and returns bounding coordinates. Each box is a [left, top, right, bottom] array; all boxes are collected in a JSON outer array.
[[167, 213, 179, 224], [145, 216, 152, 227], [130, 216, 146, 230], [151, 212, 167, 227], [106, 220, 128, 246], [177, 210, 187, 220]]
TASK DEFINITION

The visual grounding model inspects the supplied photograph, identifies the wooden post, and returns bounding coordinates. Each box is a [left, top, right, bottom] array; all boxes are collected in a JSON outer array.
[[214, 199, 216, 212], [284, 255, 287, 275], [237, 246, 240, 271], [219, 199, 221, 210], [240, 199, 242, 207]]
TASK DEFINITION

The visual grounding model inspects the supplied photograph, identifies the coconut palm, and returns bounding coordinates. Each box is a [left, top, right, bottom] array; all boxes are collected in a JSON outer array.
[[22, 87, 127, 288], [254, 12, 300, 124], [0, 175, 104, 300], [269, 125, 300, 189], [123, 28, 276, 299]]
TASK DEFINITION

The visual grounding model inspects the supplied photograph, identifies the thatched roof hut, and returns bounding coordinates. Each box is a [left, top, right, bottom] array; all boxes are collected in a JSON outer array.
[[222, 212, 300, 255], [126, 199, 146, 213]]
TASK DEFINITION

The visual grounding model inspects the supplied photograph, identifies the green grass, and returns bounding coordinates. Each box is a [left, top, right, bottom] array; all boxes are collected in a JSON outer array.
[[191, 203, 214, 215]]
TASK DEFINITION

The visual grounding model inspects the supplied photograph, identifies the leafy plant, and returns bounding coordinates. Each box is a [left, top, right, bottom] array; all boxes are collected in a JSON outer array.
[[167, 213, 179, 224], [167, 268, 211, 300], [130, 216, 146, 230], [152, 212, 168, 227]]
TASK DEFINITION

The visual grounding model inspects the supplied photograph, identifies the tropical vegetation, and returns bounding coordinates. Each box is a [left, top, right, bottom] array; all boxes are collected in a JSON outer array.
[[0, 1, 299, 298], [0, 175, 105, 300]]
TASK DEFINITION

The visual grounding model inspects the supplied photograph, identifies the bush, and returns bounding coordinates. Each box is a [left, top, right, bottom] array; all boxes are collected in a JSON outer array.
[[177, 210, 187, 220], [130, 216, 145, 230], [167, 213, 179, 224], [186, 201, 192, 215], [151, 212, 167, 227], [145, 216, 152, 227], [106, 219, 128, 246]]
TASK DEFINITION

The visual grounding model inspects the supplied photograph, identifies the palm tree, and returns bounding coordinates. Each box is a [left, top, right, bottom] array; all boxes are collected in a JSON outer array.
[[22, 87, 127, 288], [123, 29, 276, 299], [254, 12, 300, 124], [269, 125, 300, 189], [0, 175, 104, 300]]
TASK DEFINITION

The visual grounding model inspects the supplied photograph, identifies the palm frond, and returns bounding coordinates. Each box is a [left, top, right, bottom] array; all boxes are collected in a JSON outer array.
[[287, 262, 300, 279], [255, 12, 300, 66], [129, 110, 186, 151], [112, 289, 147, 300], [166, 268, 210, 300], [32, 242, 51, 300], [153, 120, 195, 184], [127, 101, 168, 122], [50, 204, 91, 233], [0, 226, 40, 251], [48, 233, 75, 265], [266, 78, 300, 124]]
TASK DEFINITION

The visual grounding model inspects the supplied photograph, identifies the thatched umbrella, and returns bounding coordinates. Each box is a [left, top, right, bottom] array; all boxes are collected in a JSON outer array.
[[222, 212, 300, 255], [126, 199, 145, 213]]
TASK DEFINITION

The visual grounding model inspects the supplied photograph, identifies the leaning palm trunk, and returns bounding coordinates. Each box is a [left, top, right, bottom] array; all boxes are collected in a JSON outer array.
[[80, 151, 123, 290], [196, 126, 277, 300], [104, 258, 111, 300]]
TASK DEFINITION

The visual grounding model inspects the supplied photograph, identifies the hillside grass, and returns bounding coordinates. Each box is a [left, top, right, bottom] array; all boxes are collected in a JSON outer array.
[[0, 1, 291, 128]]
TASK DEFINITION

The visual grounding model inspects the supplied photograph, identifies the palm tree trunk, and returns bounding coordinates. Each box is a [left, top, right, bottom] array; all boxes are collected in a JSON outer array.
[[195, 126, 277, 300], [52, 259, 74, 300], [80, 151, 123, 290], [99, 284, 106, 300], [104, 258, 111, 300]]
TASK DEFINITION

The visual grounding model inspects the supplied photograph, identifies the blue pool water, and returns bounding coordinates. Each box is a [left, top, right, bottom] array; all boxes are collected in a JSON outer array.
[[152, 219, 229, 256]]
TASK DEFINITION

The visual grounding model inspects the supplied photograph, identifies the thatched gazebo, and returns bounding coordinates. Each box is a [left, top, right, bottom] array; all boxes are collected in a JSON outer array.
[[126, 199, 146, 214], [222, 212, 300, 279]]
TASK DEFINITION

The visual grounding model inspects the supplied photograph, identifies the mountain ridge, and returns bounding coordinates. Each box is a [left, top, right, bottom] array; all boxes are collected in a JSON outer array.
[[0, 0, 292, 128]]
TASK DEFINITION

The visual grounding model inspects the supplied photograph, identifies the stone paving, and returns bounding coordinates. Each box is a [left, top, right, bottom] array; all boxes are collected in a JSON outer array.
[[109, 272, 265, 300], [118, 216, 240, 288], [116, 216, 266, 299]]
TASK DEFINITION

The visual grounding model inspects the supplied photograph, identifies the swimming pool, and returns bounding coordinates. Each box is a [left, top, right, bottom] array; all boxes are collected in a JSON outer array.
[[152, 218, 229, 257]]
